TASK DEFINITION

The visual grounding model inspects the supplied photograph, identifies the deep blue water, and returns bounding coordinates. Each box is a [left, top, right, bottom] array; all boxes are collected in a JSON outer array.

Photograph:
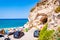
[[0, 19, 28, 29]]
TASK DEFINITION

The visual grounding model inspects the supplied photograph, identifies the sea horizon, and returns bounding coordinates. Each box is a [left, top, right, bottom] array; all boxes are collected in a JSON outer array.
[[0, 19, 28, 29], [0, 18, 28, 20]]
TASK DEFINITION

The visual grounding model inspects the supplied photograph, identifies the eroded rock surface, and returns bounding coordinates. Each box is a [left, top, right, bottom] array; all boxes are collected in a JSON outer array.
[[24, 0, 60, 30]]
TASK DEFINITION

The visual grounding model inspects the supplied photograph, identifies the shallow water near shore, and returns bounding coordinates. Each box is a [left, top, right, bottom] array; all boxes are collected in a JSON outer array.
[[0, 19, 28, 29]]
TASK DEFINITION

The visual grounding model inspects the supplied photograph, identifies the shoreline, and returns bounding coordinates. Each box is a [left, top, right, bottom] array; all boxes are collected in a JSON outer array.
[[0, 25, 38, 40], [0, 26, 24, 30]]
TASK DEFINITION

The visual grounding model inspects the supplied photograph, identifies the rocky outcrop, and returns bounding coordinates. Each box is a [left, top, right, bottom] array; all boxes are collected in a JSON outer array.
[[24, 0, 60, 30]]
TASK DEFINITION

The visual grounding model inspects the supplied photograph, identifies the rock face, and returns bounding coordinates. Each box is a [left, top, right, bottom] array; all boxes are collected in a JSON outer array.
[[24, 0, 60, 30]]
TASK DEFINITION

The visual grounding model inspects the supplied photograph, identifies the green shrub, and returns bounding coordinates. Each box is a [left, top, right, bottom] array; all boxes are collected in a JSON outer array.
[[38, 23, 54, 40], [57, 37, 60, 40]]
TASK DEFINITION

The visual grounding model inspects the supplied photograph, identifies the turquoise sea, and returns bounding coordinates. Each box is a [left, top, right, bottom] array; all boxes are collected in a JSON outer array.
[[0, 19, 28, 29]]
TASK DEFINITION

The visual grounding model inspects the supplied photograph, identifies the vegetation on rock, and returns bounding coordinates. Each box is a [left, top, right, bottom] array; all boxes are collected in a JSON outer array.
[[30, 7, 35, 12], [52, 26, 60, 40], [57, 27, 60, 32], [55, 6, 60, 13], [38, 23, 54, 40], [37, 1, 47, 7]]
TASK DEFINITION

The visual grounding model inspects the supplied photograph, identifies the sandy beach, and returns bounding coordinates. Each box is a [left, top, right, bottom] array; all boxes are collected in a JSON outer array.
[[4, 27, 38, 40]]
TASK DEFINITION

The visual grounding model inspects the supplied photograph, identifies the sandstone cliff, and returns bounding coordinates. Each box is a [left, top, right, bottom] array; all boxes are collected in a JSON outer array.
[[24, 0, 60, 30]]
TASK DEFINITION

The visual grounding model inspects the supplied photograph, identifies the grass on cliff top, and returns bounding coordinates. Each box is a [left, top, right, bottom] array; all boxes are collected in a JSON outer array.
[[38, 23, 54, 40]]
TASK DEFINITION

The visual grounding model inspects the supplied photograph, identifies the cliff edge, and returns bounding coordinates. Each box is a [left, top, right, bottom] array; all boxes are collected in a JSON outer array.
[[24, 0, 60, 30]]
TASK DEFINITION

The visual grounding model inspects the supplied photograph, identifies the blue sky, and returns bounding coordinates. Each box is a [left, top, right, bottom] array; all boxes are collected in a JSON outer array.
[[0, 0, 39, 19]]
